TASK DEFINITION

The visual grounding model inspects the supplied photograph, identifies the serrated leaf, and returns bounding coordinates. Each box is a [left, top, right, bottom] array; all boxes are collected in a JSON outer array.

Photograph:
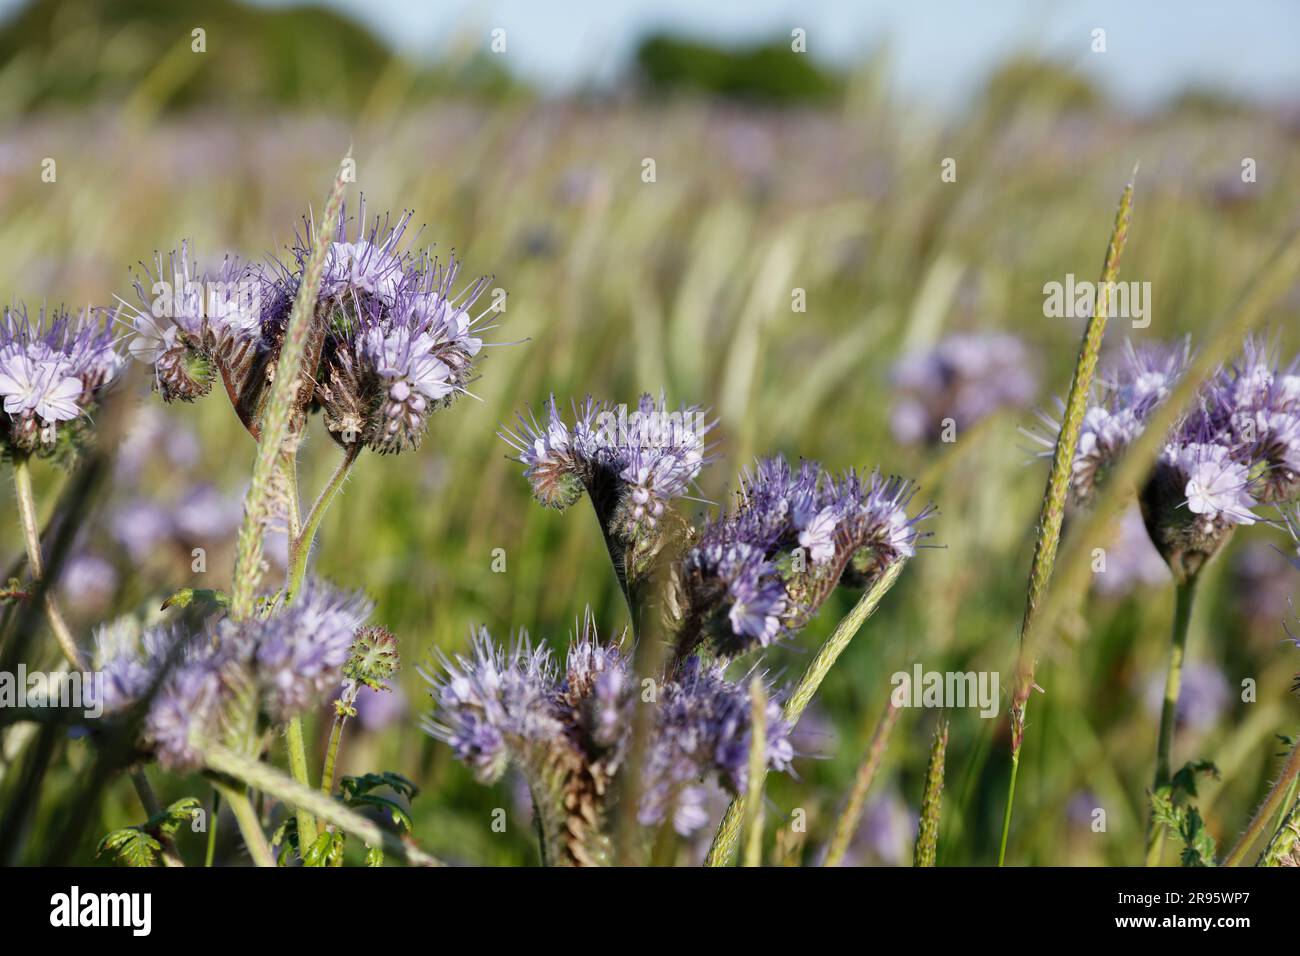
[[303, 830, 345, 867], [97, 828, 162, 867]]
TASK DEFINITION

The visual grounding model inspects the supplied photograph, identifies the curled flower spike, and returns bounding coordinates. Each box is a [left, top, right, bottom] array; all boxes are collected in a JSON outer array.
[[674, 455, 931, 660], [1030, 336, 1300, 582], [419, 613, 792, 865], [261, 201, 494, 454], [0, 303, 125, 460], [93, 577, 375, 769], [122, 242, 264, 409], [502, 393, 715, 587], [890, 332, 1038, 445], [1026, 339, 1192, 506]]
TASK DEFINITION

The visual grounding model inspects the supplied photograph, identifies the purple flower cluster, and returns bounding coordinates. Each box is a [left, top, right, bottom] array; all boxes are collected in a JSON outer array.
[[890, 333, 1037, 445], [502, 393, 713, 537], [124, 201, 493, 455], [419, 616, 793, 841], [1035, 338, 1300, 580], [94, 577, 372, 768], [0, 303, 125, 458], [679, 456, 929, 657]]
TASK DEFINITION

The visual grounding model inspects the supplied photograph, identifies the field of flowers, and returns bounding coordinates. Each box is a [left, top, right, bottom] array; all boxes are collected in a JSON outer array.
[[1, 58, 1299, 868]]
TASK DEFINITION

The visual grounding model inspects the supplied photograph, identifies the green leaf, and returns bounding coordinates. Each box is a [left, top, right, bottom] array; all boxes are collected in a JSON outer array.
[[339, 772, 419, 803], [303, 830, 345, 867], [97, 828, 163, 867]]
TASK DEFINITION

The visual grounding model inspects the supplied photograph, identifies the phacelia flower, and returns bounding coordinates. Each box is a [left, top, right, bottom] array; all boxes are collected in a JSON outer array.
[[675, 456, 930, 659], [502, 393, 715, 582], [123, 242, 264, 406], [420, 614, 793, 865], [890, 333, 1037, 445], [1031, 336, 1300, 582], [1, 303, 125, 460], [265, 201, 493, 454], [93, 577, 376, 768]]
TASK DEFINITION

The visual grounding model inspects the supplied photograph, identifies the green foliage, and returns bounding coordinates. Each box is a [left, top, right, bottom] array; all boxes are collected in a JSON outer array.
[[96, 797, 203, 867], [634, 34, 841, 102], [1149, 761, 1220, 867]]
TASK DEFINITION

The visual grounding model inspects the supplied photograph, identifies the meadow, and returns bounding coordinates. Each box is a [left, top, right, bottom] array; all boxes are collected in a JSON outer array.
[[1, 64, 1299, 866]]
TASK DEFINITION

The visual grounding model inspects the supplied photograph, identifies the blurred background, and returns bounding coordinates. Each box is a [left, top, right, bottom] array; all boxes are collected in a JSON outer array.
[[1, 0, 1298, 866]]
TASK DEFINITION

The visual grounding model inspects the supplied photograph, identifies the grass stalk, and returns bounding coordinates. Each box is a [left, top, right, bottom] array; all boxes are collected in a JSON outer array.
[[1000, 173, 1135, 864], [914, 717, 949, 867], [741, 676, 768, 868], [210, 779, 275, 868], [823, 701, 900, 867], [11, 457, 84, 670], [706, 559, 905, 866], [204, 742, 444, 866]]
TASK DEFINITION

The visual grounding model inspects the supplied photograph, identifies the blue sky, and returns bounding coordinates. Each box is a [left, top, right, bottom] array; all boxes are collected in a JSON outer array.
[[4, 0, 1298, 109]]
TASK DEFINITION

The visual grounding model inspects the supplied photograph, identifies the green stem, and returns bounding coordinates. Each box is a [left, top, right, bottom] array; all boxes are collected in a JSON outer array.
[[706, 561, 904, 866], [210, 780, 275, 867], [203, 743, 444, 866], [997, 752, 1020, 866], [320, 714, 346, 794], [287, 444, 359, 598], [11, 457, 84, 670], [1145, 575, 1198, 866], [205, 789, 220, 867], [284, 718, 318, 848], [741, 677, 768, 868], [1223, 736, 1300, 866]]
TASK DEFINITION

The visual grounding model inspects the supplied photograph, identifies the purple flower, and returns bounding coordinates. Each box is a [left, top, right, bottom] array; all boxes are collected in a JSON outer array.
[[419, 614, 795, 847], [1091, 506, 1169, 598], [639, 657, 793, 834], [503, 393, 713, 532], [264, 201, 494, 455], [0, 303, 125, 456], [252, 579, 373, 721], [890, 333, 1037, 445], [123, 242, 263, 404], [418, 627, 559, 784], [678, 456, 929, 657]]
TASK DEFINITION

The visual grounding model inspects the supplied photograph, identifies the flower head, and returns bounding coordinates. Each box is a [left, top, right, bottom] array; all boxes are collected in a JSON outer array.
[[890, 333, 1037, 445], [677, 456, 929, 658], [1, 303, 125, 458]]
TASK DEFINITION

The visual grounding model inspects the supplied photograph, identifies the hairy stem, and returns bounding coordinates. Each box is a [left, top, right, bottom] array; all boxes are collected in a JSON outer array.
[[284, 718, 317, 846], [205, 789, 220, 867], [320, 713, 347, 795], [706, 560, 904, 866], [203, 743, 443, 866], [11, 457, 84, 670], [1144, 575, 1198, 865], [1223, 736, 1300, 866], [210, 779, 275, 867], [288, 443, 359, 598]]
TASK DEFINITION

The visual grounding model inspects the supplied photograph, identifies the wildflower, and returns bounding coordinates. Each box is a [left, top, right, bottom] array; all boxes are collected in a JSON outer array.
[[251, 579, 373, 722], [123, 242, 263, 405], [92, 577, 375, 768], [1033, 337, 1300, 582], [265, 202, 493, 454], [0, 304, 125, 459], [502, 393, 714, 583], [675, 456, 929, 659], [420, 614, 793, 864], [890, 333, 1037, 445]]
